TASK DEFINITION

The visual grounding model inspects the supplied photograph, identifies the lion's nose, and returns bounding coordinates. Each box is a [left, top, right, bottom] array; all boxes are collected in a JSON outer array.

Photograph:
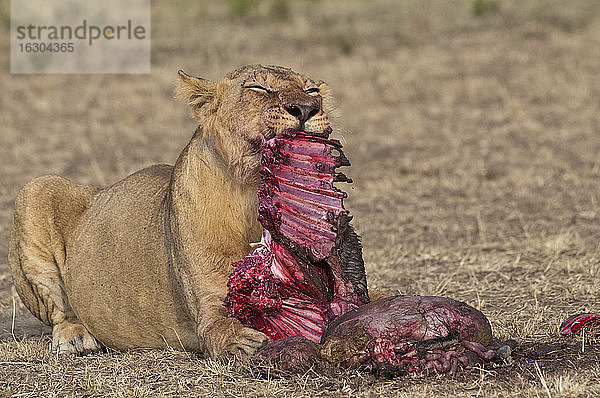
[[283, 103, 320, 125]]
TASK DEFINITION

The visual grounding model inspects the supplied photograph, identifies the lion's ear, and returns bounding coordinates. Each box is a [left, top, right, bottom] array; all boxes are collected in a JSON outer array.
[[174, 70, 217, 110]]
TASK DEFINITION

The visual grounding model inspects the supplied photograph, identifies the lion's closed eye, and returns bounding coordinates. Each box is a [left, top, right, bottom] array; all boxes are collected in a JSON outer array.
[[246, 85, 272, 94]]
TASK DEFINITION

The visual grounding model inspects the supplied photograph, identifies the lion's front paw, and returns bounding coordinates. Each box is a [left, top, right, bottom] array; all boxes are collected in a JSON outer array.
[[223, 325, 270, 358], [52, 321, 102, 355], [206, 318, 270, 359]]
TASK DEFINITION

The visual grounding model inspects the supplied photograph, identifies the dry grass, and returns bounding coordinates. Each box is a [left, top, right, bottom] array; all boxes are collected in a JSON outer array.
[[2, 0, 600, 396]]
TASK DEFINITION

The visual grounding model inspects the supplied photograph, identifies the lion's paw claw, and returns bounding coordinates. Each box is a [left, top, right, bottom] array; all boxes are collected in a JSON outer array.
[[224, 326, 270, 357], [52, 321, 102, 355]]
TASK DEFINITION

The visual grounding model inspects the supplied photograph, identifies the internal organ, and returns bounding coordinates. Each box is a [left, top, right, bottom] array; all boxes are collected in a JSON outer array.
[[225, 130, 366, 343], [320, 296, 494, 374], [254, 295, 495, 375]]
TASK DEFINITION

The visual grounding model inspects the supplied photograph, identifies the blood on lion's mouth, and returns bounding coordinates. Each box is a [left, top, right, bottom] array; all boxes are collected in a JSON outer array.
[[262, 126, 333, 141], [261, 129, 276, 140]]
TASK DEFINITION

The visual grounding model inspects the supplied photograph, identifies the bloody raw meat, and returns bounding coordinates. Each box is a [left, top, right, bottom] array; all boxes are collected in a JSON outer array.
[[255, 295, 497, 375], [225, 129, 499, 374], [225, 129, 368, 343], [560, 313, 600, 335], [319, 295, 494, 374]]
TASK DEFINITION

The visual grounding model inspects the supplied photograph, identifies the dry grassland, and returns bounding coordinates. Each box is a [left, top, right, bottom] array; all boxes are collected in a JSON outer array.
[[1, 0, 600, 396]]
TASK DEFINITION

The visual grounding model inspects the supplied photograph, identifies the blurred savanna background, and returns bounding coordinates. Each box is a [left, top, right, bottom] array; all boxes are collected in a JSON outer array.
[[1, 0, 600, 396]]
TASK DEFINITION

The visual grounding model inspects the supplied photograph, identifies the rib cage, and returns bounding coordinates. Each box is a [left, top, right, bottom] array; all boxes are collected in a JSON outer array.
[[225, 130, 366, 342]]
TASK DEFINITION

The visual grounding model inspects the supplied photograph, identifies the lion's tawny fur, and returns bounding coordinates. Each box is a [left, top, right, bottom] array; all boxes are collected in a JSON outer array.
[[9, 65, 333, 357]]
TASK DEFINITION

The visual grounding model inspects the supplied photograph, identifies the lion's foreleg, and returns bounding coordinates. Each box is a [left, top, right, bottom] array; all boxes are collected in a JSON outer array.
[[169, 255, 269, 358]]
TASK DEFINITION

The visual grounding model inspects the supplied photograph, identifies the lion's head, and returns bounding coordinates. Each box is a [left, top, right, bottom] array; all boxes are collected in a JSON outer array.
[[175, 65, 334, 183]]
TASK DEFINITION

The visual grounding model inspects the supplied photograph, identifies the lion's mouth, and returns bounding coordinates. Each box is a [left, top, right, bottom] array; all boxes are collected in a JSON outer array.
[[262, 126, 333, 142]]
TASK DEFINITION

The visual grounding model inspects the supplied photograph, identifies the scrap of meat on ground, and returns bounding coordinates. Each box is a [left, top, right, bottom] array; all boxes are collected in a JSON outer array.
[[560, 313, 600, 336]]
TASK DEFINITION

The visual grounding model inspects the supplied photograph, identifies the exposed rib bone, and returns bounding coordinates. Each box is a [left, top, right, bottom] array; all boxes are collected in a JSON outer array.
[[225, 130, 362, 342]]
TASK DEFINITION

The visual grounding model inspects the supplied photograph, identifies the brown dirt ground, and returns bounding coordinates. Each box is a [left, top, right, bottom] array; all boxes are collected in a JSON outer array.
[[1, 0, 600, 396]]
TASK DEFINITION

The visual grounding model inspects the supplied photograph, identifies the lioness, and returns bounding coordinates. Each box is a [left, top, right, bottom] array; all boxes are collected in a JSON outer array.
[[8, 65, 337, 358]]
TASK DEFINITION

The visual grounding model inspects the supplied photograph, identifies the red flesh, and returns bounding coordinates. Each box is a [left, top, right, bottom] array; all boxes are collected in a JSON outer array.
[[226, 130, 497, 375], [225, 131, 362, 342], [560, 313, 600, 335], [321, 296, 494, 374], [255, 296, 496, 375], [258, 131, 350, 261]]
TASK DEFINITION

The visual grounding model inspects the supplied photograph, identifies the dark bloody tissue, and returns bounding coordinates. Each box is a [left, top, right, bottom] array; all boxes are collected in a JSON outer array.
[[225, 129, 504, 375]]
